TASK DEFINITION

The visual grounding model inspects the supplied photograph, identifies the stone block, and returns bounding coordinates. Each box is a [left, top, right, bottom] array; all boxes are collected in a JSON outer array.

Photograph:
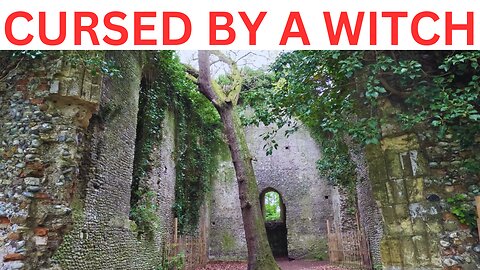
[[411, 219, 427, 234], [34, 236, 48, 246], [401, 237, 417, 266], [382, 206, 396, 224], [365, 149, 389, 183], [24, 177, 41, 186], [405, 177, 424, 203], [4, 253, 25, 262], [399, 218, 413, 236], [390, 179, 408, 204], [428, 235, 442, 267], [371, 182, 390, 205], [34, 227, 48, 236], [412, 235, 431, 265], [7, 232, 21, 240], [380, 239, 392, 264], [381, 134, 419, 152], [426, 221, 442, 234], [388, 238, 403, 264], [394, 204, 409, 219], [385, 150, 403, 179]]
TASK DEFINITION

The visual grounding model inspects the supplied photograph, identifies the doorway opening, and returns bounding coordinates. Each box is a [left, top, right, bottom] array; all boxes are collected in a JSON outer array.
[[260, 188, 288, 258]]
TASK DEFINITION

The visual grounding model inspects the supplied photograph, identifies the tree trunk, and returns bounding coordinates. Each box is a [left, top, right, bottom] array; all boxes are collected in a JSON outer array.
[[218, 104, 280, 270], [195, 50, 279, 270]]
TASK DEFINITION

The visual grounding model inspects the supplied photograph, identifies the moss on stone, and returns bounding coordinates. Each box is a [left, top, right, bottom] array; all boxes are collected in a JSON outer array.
[[221, 232, 236, 251]]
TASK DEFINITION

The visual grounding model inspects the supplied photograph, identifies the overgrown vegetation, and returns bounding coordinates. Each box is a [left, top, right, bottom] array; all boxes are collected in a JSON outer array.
[[1, 51, 122, 79], [446, 193, 477, 229], [131, 51, 222, 238], [156, 251, 185, 270], [172, 67, 223, 234], [242, 51, 480, 195]]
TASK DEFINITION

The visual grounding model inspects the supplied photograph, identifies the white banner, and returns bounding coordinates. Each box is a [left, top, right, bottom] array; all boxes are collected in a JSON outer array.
[[0, 0, 478, 50]]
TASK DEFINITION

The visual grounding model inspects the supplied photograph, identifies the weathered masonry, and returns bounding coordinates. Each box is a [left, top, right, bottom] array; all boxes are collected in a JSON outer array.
[[0, 51, 217, 270], [358, 98, 480, 270], [208, 123, 334, 260], [0, 51, 479, 270]]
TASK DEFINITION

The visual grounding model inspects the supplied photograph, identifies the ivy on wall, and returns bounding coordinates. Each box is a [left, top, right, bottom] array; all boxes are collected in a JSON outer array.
[[130, 51, 222, 237], [241, 51, 480, 215], [171, 61, 222, 235]]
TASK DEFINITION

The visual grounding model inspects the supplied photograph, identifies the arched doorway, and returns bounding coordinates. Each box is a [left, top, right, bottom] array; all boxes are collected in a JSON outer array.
[[260, 188, 288, 258]]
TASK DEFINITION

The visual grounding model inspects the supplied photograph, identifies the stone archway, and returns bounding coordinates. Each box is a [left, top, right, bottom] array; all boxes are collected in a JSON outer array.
[[260, 188, 288, 258]]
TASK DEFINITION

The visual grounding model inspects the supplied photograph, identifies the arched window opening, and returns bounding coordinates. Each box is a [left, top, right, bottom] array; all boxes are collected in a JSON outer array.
[[260, 188, 286, 223], [264, 191, 281, 221]]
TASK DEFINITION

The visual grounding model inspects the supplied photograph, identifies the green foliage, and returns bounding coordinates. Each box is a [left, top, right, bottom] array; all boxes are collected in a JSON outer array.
[[264, 192, 281, 221], [157, 251, 185, 270], [130, 54, 170, 232], [316, 139, 358, 211], [242, 50, 480, 195], [266, 51, 480, 145], [130, 189, 160, 239], [317, 139, 357, 187], [12, 50, 45, 60], [462, 158, 480, 174], [65, 51, 122, 77], [10, 50, 122, 77], [155, 52, 222, 235], [131, 51, 222, 237], [446, 193, 477, 229]]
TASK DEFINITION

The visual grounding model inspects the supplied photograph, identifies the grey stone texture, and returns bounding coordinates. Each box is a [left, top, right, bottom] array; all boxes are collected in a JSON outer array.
[[0, 52, 181, 270], [53, 51, 167, 269], [2, 52, 479, 270], [364, 98, 480, 269], [209, 123, 333, 260], [0, 53, 103, 270]]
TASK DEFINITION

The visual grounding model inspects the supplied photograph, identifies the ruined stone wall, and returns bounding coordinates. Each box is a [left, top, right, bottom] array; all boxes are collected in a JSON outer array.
[[209, 123, 333, 260], [0, 52, 185, 270], [0, 53, 102, 270], [208, 143, 247, 260], [363, 98, 480, 270], [152, 110, 177, 239], [52, 51, 172, 270]]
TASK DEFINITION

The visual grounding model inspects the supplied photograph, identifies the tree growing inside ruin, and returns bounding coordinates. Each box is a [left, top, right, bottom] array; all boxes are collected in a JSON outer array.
[[186, 50, 280, 270]]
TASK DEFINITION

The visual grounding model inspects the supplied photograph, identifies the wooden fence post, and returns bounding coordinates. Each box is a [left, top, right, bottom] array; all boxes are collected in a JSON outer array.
[[174, 218, 178, 243]]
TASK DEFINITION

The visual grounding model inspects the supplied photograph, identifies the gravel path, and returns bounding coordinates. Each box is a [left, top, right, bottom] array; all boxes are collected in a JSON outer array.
[[196, 260, 350, 270]]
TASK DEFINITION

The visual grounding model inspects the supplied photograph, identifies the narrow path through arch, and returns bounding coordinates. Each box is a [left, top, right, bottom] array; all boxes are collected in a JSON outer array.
[[260, 188, 288, 258]]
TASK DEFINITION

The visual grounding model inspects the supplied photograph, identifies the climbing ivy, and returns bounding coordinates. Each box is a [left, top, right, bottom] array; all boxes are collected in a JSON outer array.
[[130, 52, 170, 239], [316, 138, 358, 211], [171, 63, 222, 235], [130, 51, 222, 237], [242, 50, 480, 194], [446, 193, 477, 229]]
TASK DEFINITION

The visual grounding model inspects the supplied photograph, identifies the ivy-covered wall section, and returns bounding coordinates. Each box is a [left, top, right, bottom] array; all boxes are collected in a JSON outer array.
[[242, 51, 480, 269], [130, 51, 222, 238], [0, 50, 222, 270], [55, 50, 222, 269]]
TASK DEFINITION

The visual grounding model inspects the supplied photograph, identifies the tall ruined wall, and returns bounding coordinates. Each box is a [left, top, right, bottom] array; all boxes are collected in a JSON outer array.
[[0, 52, 189, 270], [247, 124, 333, 259], [52, 51, 173, 270], [208, 144, 247, 260], [363, 98, 480, 270], [0, 53, 102, 270], [209, 123, 333, 260]]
